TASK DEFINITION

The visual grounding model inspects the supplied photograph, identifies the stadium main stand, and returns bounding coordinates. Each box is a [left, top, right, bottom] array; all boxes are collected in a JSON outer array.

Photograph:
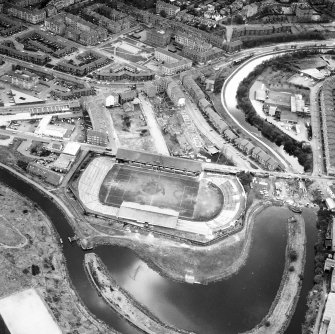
[[116, 148, 202, 176], [118, 202, 179, 229]]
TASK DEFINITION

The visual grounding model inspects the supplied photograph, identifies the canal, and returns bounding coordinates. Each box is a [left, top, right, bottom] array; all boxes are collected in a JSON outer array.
[[0, 167, 317, 334]]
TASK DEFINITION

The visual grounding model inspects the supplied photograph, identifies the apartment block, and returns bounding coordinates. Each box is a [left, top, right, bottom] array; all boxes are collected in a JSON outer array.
[[182, 46, 225, 63], [10, 70, 39, 90], [8, 6, 46, 24], [146, 29, 171, 47], [154, 48, 192, 75], [87, 130, 108, 146], [156, 0, 180, 17], [45, 15, 66, 35], [175, 32, 212, 52], [44, 13, 107, 45]]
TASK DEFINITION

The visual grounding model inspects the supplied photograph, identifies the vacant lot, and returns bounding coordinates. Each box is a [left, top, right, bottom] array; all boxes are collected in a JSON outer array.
[[0, 182, 106, 333]]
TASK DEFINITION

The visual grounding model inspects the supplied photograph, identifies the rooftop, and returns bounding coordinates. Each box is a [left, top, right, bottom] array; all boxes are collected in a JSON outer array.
[[0, 288, 62, 334], [118, 201, 179, 229], [116, 148, 202, 174]]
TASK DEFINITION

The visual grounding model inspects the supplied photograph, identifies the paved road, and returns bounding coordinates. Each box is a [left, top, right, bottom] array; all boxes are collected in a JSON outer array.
[[138, 94, 170, 155], [203, 161, 333, 181]]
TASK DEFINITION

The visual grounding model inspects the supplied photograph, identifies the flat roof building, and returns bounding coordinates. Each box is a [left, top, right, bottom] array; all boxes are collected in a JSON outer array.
[[63, 141, 80, 156]]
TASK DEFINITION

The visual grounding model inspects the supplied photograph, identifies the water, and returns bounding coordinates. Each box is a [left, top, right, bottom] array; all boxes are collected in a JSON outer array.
[[222, 53, 304, 172], [0, 167, 317, 334], [285, 209, 317, 334]]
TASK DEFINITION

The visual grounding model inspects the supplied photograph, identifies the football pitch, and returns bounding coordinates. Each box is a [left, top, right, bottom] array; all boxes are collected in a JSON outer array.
[[99, 165, 223, 220]]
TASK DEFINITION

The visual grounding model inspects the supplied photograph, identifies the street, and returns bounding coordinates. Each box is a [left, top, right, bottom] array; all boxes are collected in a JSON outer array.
[[138, 94, 170, 155]]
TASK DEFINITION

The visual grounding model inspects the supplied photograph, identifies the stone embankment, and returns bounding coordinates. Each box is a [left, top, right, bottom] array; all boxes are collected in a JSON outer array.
[[241, 214, 306, 334], [85, 253, 195, 334]]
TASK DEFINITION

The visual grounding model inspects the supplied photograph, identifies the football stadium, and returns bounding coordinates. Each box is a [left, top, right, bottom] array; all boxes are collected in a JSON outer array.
[[77, 149, 246, 238]]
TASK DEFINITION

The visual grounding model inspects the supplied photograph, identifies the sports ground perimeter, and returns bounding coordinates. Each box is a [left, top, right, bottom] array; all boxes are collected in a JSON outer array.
[[99, 164, 223, 220], [77, 157, 246, 237]]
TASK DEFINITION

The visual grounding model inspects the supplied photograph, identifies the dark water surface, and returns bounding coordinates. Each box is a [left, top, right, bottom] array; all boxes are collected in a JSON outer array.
[[0, 168, 317, 334]]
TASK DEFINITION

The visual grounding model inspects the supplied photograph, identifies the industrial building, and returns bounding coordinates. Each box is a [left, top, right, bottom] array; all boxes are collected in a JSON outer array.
[[35, 116, 73, 139]]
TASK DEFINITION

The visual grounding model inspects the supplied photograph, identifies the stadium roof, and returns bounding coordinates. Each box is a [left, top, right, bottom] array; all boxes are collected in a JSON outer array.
[[118, 202, 178, 228], [116, 148, 202, 174]]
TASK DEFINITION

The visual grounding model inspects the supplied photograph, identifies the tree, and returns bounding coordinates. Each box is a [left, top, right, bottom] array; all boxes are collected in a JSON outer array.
[[160, 9, 167, 18], [31, 264, 40, 276], [289, 249, 298, 262]]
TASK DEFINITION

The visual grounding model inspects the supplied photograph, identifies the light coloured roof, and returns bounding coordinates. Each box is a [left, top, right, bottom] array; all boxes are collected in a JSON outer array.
[[321, 293, 335, 334], [52, 153, 74, 170], [11, 89, 45, 105], [118, 201, 179, 228], [326, 197, 335, 210], [0, 288, 62, 334], [63, 141, 80, 156]]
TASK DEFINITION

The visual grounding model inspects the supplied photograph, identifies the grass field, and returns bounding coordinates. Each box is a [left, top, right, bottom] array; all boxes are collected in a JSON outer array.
[[99, 165, 223, 221]]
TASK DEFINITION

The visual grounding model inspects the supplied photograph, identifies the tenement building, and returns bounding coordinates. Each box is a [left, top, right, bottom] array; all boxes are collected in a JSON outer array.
[[156, 0, 180, 17], [146, 29, 171, 47], [44, 13, 107, 45], [154, 48, 192, 75]]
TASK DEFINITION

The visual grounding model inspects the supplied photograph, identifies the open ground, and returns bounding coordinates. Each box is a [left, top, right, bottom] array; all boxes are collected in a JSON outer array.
[[0, 181, 108, 334]]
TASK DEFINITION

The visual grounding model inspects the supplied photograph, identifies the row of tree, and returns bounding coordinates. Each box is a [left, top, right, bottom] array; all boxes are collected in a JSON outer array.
[[235, 54, 314, 172], [302, 207, 331, 334], [242, 32, 325, 49]]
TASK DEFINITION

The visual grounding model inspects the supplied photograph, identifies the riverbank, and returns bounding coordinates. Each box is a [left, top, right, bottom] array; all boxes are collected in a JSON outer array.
[[85, 253, 191, 334], [243, 213, 306, 334], [0, 181, 110, 334], [0, 163, 112, 334], [84, 199, 271, 285]]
